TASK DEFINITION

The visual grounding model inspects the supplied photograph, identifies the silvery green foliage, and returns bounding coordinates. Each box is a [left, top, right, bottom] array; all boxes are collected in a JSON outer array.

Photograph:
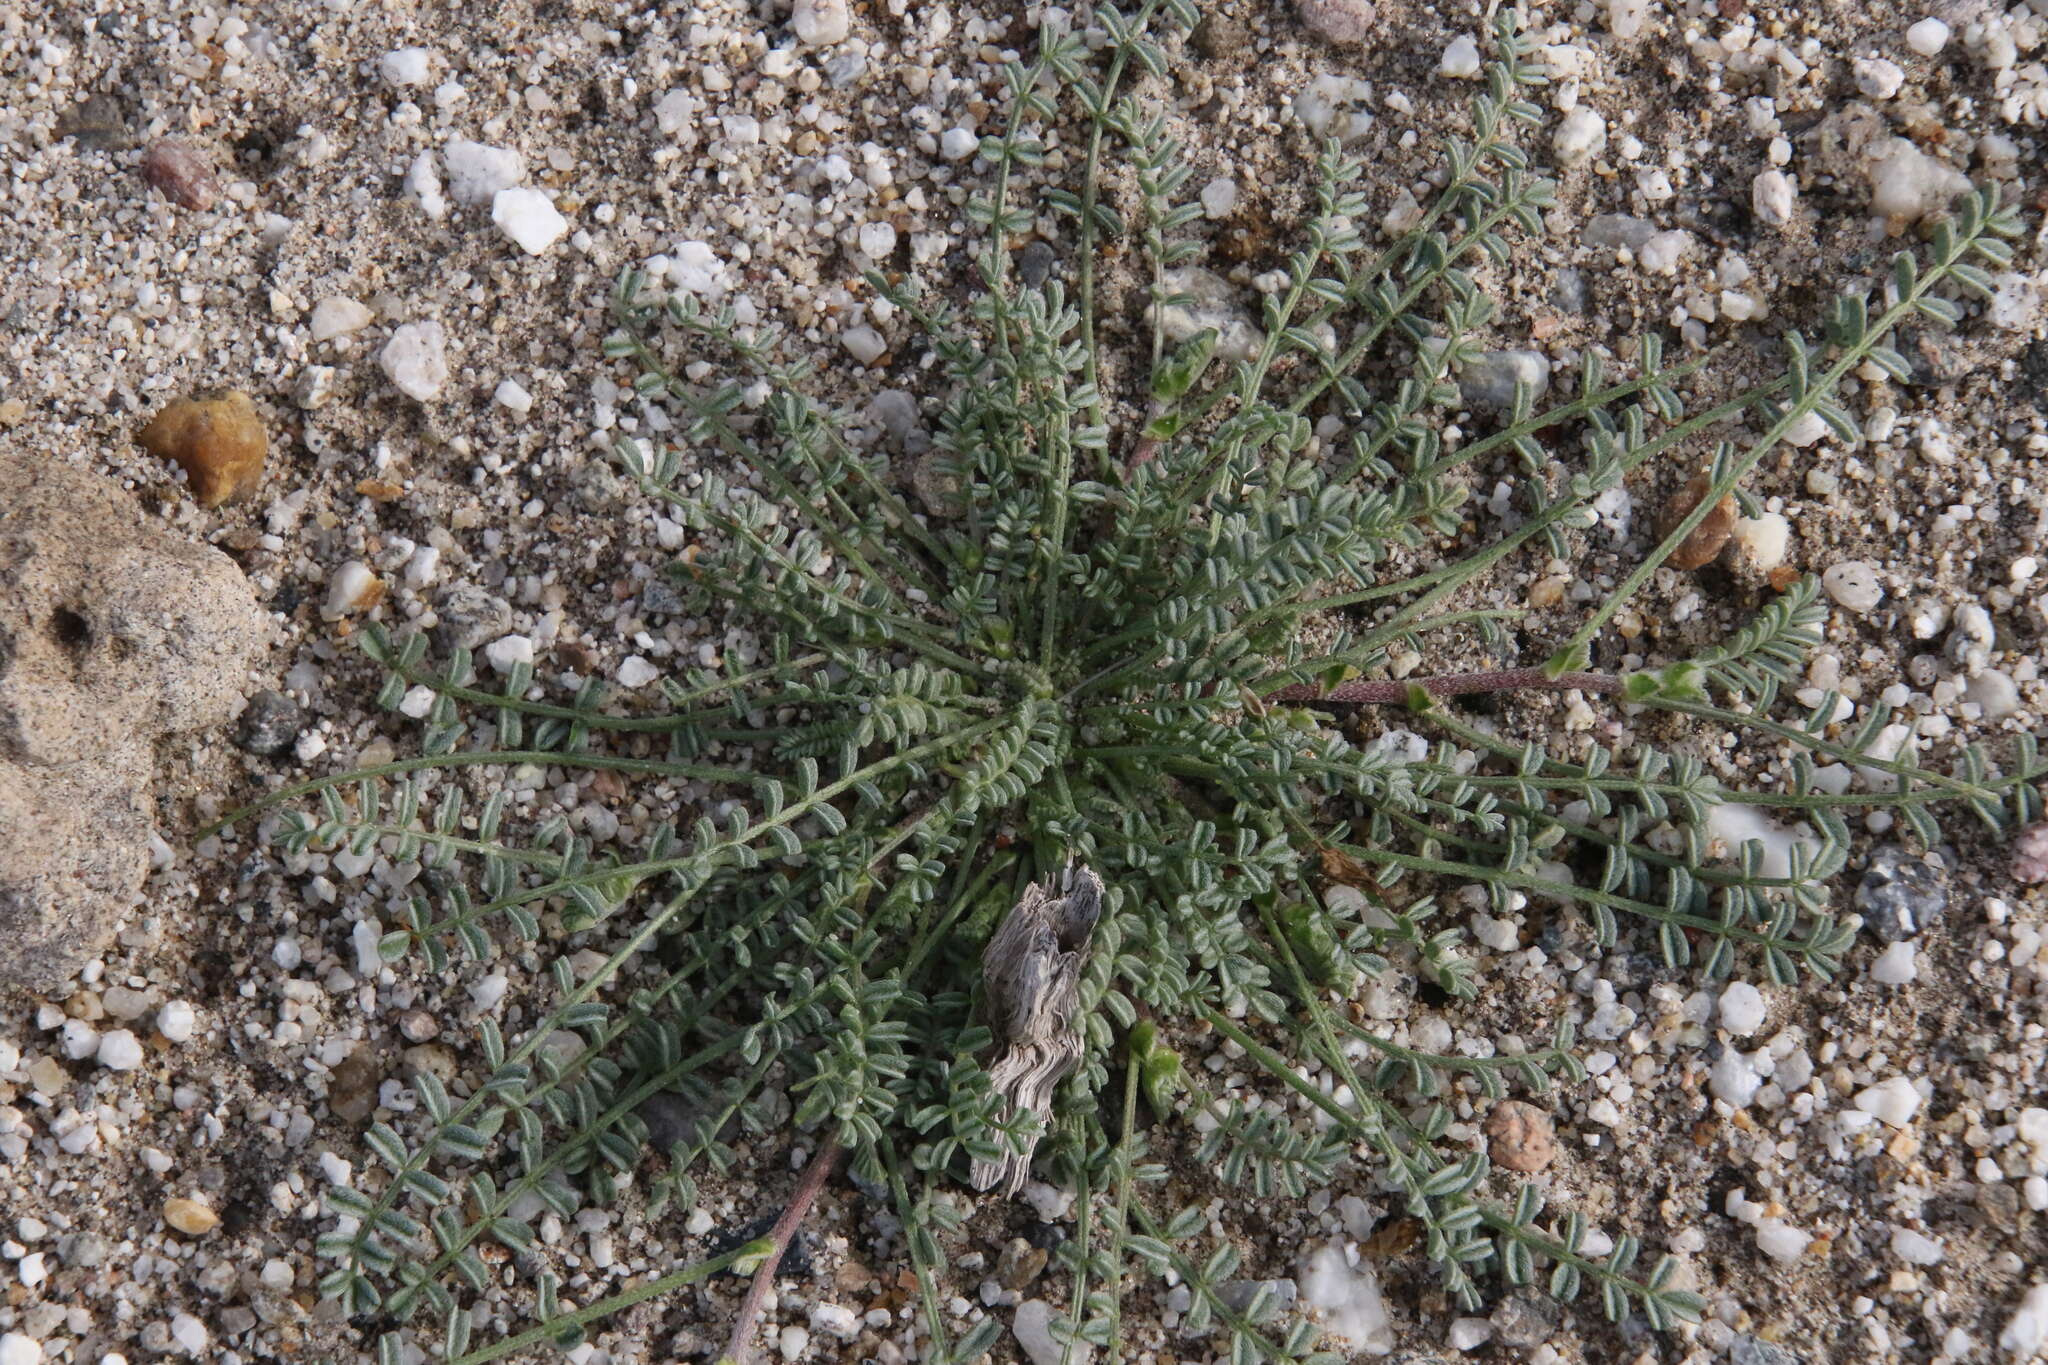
[[245, 6, 2038, 1362]]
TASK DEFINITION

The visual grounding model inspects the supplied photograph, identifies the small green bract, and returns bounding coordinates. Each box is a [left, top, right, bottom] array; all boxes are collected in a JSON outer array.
[[236, 7, 2040, 1363]]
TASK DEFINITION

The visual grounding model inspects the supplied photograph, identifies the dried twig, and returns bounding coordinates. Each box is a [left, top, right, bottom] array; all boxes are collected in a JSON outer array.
[[971, 863, 1104, 1195]]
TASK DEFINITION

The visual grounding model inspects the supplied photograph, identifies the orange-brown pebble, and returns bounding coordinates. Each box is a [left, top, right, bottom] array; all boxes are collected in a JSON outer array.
[[138, 391, 268, 507], [1485, 1099, 1557, 1173], [163, 1196, 220, 1236], [1658, 473, 1738, 570]]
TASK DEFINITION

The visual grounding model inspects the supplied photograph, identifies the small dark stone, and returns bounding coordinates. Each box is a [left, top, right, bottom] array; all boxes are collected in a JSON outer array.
[[233, 690, 304, 756], [640, 578, 686, 618], [1854, 844, 1949, 941], [1731, 1335, 1807, 1365], [57, 93, 129, 149], [1551, 267, 1588, 314], [636, 1090, 704, 1153], [706, 1214, 813, 1278], [1017, 240, 1058, 291], [432, 585, 513, 655], [1490, 1290, 1557, 1348], [1023, 1219, 1067, 1252]]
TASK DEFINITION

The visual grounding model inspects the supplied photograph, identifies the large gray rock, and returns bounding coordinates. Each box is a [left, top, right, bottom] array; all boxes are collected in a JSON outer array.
[[0, 452, 264, 991]]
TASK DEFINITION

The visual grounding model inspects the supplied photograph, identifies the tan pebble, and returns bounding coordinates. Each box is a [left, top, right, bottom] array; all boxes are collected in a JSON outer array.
[[1484, 1099, 1557, 1173], [137, 390, 268, 507], [164, 1196, 220, 1236], [65, 990, 105, 1021], [397, 1009, 440, 1043], [1528, 575, 1568, 609], [0, 398, 26, 427], [1658, 472, 1737, 570], [140, 138, 218, 211]]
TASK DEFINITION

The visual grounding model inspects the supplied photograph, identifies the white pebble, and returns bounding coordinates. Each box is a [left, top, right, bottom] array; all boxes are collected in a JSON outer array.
[[857, 221, 898, 259], [1752, 169, 1797, 228], [272, 937, 303, 970], [1854, 57, 1905, 100], [378, 47, 433, 87], [790, 0, 851, 45], [2001, 1285, 2048, 1359], [1890, 1227, 1943, 1265], [842, 325, 887, 365], [0, 1334, 40, 1365], [492, 187, 568, 256], [618, 656, 661, 689], [1638, 230, 1691, 275], [1905, 18, 1949, 56], [403, 151, 447, 220], [777, 1326, 809, 1362], [1447, 1318, 1493, 1350], [156, 1002, 196, 1047], [1709, 1047, 1763, 1108], [1854, 1076, 1923, 1128], [494, 379, 534, 414], [1822, 560, 1884, 614], [1201, 177, 1239, 218], [1717, 982, 1766, 1036], [96, 1029, 144, 1071], [470, 974, 509, 1012], [1870, 941, 1917, 985], [810, 1304, 861, 1341], [443, 138, 524, 205], [1552, 107, 1607, 167], [60, 1018, 99, 1060], [324, 561, 383, 620], [380, 321, 450, 401], [1438, 35, 1482, 78], [1730, 513, 1789, 573], [485, 635, 535, 673], [169, 1314, 209, 1355], [309, 296, 374, 341], [1755, 1219, 1810, 1262], [939, 127, 979, 161]]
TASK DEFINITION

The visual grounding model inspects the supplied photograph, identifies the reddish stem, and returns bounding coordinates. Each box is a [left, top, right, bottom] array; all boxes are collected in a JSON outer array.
[[720, 1136, 843, 1365], [1265, 667, 1621, 706]]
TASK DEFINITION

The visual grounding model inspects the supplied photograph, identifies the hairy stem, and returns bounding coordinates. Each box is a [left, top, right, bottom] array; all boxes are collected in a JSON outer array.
[[1265, 666, 1621, 705]]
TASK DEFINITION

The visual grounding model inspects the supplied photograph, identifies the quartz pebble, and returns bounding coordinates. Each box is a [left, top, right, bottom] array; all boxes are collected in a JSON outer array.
[[1870, 941, 1917, 985], [1296, 0, 1377, 45], [1438, 35, 1482, 78], [1905, 18, 1950, 56], [491, 187, 568, 255], [443, 139, 524, 205], [1552, 107, 1606, 166], [0, 1335, 39, 1365], [310, 296, 375, 341], [380, 320, 451, 401], [791, 0, 851, 44], [323, 561, 386, 620], [1718, 982, 1766, 1036], [1755, 1219, 1810, 1261], [379, 47, 433, 86], [1752, 170, 1797, 228], [96, 1028, 143, 1070], [140, 139, 216, 210], [156, 1001, 196, 1043], [1821, 560, 1884, 614], [1730, 512, 1790, 574], [842, 325, 887, 365], [137, 391, 269, 507], [1854, 1076, 1923, 1127], [494, 379, 534, 414], [163, 1197, 220, 1236]]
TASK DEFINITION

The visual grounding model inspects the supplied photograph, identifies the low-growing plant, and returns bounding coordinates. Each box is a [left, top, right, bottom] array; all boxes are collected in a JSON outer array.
[[220, 6, 2040, 1363]]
